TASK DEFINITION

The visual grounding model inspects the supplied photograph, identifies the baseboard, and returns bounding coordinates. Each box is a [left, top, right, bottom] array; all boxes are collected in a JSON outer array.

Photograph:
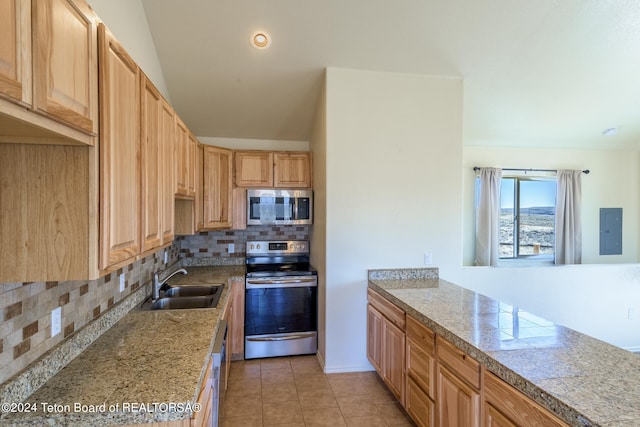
[[322, 362, 375, 374]]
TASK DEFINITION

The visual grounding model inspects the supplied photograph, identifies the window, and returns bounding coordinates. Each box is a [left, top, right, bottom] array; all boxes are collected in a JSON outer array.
[[500, 177, 556, 260]]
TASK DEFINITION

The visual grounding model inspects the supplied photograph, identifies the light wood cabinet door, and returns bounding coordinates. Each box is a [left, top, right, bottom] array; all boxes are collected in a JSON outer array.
[[230, 279, 245, 360], [437, 364, 480, 427], [195, 142, 204, 231], [175, 116, 187, 196], [32, 0, 97, 134], [203, 145, 233, 229], [274, 152, 312, 188], [140, 74, 162, 254], [98, 23, 140, 271], [383, 318, 406, 404], [187, 132, 198, 198], [234, 150, 273, 187], [191, 357, 213, 427], [483, 371, 569, 427], [0, 0, 31, 105], [160, 98, 175, 243], [367, 303, 384, 373], [406, 376, 435, 427]]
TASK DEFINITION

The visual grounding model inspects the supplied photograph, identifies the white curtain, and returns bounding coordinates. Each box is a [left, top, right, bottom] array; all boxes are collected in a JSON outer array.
[[555, 170, 582, 264], [475, 168, 502, 266]]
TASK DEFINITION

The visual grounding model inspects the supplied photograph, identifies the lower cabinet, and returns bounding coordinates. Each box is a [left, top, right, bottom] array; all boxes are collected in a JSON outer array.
[[367, 289, 406, 404], [483, 371, 569, 427], [437, 364, 480, 427], [405, 315, 436, 427], [366, 287, 570, 427], [191, 357, 213, 427]]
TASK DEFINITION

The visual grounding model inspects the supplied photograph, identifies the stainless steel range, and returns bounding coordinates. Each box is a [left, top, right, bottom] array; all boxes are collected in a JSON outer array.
[[244, 240, 318, 359]]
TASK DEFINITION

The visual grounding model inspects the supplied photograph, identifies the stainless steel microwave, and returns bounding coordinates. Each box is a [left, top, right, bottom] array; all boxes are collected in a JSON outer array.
[[247, 189, 313, 225]]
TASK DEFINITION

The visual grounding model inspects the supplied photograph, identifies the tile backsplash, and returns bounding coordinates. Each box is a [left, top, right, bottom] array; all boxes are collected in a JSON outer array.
[[0, 225, 309, 387], [0, 243, 180, 385], [179, 225, 310, 258]]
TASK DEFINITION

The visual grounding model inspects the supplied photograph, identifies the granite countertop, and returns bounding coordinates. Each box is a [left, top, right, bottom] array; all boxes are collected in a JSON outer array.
[[3, 264, 244, 426], [368, 269, 640, 427]]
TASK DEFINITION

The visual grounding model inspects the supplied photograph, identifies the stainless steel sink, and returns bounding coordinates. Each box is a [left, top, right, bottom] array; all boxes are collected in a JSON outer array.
[[140, 284, 225, 310], [163, 285, 222, 298], [148, 296, 216, 310]]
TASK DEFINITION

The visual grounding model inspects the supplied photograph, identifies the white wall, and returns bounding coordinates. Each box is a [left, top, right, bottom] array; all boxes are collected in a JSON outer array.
[[87, 0, 171, 101], [451, 264, 640, 350], [462, 146, 640, 265], [309, 75, 328, 367], [199, 137, 309, 151], [319, 67, 463, 372]]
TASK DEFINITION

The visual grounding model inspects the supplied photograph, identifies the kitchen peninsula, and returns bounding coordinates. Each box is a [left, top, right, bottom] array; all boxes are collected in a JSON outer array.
[[368, 268, 640, 427]]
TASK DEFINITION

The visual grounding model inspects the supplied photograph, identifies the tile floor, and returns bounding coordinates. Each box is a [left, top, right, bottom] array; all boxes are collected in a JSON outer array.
[[220, 355, 416, 426]]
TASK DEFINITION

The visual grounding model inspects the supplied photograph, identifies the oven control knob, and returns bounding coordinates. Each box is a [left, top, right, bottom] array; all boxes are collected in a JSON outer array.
[[250, 244, 254, 250], [257, 244, 261, 250]]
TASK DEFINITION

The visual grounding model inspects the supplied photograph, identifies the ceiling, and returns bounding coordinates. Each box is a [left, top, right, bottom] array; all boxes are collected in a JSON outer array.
[[140, 0, 640, 150]]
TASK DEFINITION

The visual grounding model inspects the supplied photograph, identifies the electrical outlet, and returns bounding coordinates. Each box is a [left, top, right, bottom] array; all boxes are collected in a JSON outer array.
[[628, 308, 636, 319], [119, 273, 125, 293], [164, 249, 168, 265], [228, 243, 235, 254], [424, 253, 433, 265], [51, 307, 61, 337]]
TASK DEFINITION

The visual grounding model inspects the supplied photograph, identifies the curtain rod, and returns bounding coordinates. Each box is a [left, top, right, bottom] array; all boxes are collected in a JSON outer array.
[[473, 167, 590, 174]]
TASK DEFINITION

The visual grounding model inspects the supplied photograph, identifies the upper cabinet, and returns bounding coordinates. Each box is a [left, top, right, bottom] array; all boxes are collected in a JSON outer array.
[[203, 145, 233, 230], [234, 150, 312, 189], [32, 0, 98, 134], [273, 152, 312, 188], [0, 0, 31, 106], [140, 74, 162, 255], [0, 0, 96, 146], [234, 150, 273, 187], [97, 23, 140, 272], [160, 98, 175, 244]]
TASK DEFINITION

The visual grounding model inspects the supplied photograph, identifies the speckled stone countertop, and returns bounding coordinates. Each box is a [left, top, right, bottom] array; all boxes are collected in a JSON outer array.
[[369, 268, 640, 427], [2, 264, 244, 426]]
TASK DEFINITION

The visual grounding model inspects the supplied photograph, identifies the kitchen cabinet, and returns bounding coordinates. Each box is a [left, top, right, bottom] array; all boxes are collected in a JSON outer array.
[[273, 152, 312, 188], [140, 74, 162, 255], [191, 356, 214, 427], [234, 150, 273, 187], [230, 278, 245, 360], [0, 143, 93, 281], [175, 116, 189, 197], [0, 0, 30, 106], [33, 0, 98, 135], [175, 124, 198, 199], [0, 0, 95, 146], [160, 98, 175, 243], [97, 23, 140, 272], [203, 145, 233, 230], [367, 288, 406, 404], [405, 315, 436, 427], [234, 150, 312, 188], [483, 371, 569, 427], [195, 143, 204, 231], [231, 187, 247, 230], [436, 336, 480, 427], [187, 132, 198, 197]]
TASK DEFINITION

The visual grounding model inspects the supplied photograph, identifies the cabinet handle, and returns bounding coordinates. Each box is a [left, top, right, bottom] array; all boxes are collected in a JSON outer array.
[[462, 355, 466, 360]]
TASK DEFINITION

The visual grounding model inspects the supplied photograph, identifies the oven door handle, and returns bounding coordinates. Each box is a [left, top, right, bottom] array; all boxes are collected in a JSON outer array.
[[246, 333, 317, 342], [246, 278, 317, 288]]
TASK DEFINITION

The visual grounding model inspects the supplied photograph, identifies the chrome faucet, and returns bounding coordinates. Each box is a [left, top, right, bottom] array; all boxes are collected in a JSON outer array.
[[153, 268, 188, 301]]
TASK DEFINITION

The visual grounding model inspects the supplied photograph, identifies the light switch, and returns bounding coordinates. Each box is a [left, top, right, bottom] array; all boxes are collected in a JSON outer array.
[[51, 307, 61, 337]]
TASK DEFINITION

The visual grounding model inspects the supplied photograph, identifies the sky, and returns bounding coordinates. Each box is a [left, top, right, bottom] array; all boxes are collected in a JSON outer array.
[[500, 178, 556, 209]]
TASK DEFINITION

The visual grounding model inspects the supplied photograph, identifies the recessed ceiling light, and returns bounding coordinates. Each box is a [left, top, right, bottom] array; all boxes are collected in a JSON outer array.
[[602, 127, 618, 137], [251, 31, 271, 49]]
